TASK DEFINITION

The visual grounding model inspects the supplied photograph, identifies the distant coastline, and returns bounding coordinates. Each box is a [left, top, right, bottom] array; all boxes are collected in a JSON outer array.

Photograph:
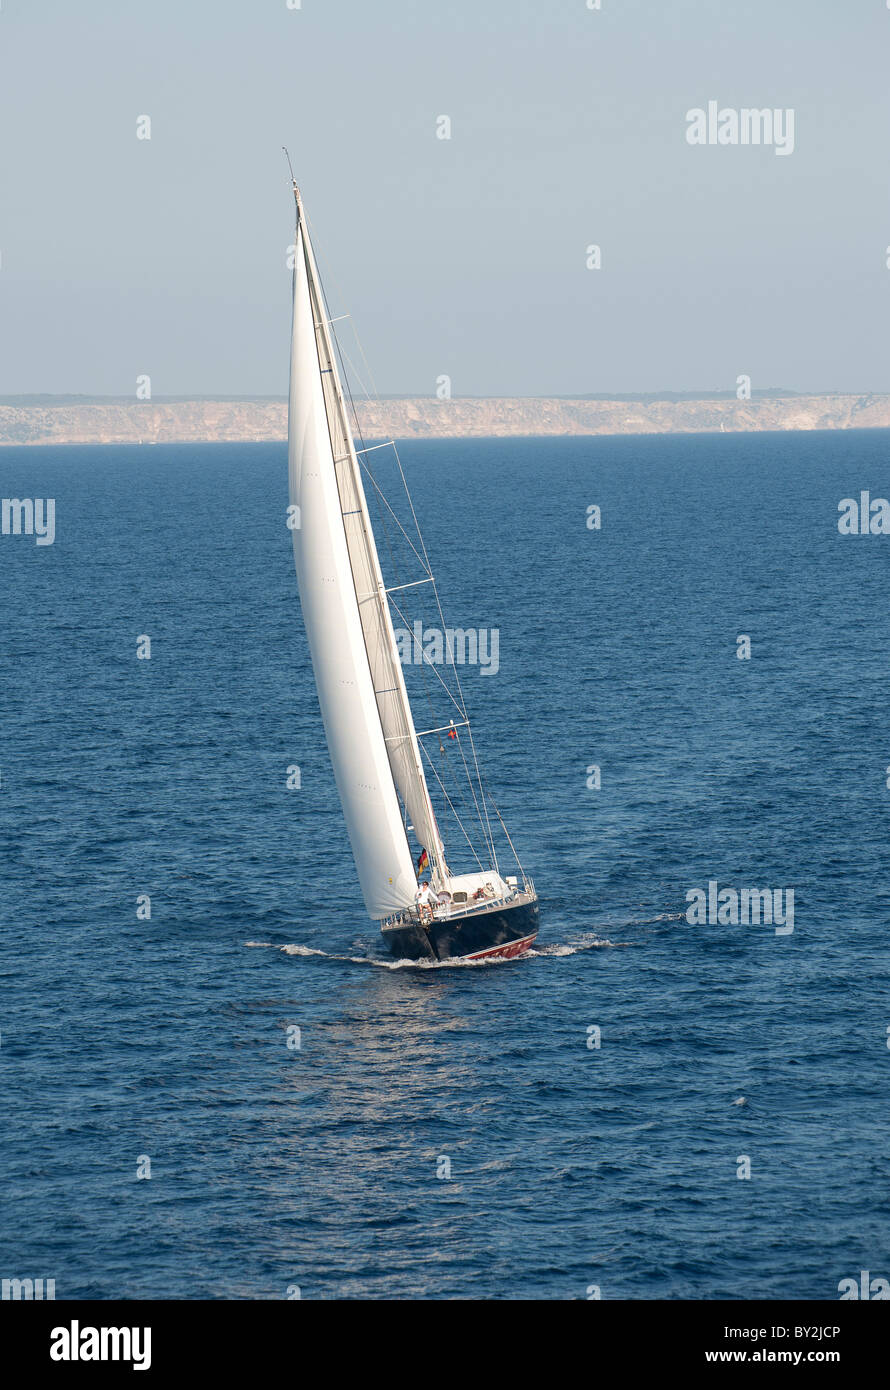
[[1, 393, 889, 445]]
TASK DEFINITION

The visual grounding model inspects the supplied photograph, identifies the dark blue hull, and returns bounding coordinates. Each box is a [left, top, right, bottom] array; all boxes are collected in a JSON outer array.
[[380, 895, 539, 962]]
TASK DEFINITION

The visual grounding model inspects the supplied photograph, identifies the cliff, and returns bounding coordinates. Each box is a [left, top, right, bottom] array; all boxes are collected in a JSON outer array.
[[1, 394, 889, 446]]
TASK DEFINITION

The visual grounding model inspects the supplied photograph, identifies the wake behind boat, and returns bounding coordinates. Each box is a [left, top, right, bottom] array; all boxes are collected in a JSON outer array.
[[285, 160, 539, 962]]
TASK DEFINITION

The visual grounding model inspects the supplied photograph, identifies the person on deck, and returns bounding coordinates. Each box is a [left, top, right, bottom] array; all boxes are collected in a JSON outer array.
[[415, 880, 435, 924]]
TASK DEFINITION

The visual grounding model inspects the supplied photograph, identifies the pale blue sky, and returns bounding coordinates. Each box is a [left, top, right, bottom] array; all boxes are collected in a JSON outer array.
[[0, 0, 888, 397]]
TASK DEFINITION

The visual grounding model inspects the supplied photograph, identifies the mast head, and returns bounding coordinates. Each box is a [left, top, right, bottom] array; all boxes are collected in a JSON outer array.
[[282, 146, 302, 215]]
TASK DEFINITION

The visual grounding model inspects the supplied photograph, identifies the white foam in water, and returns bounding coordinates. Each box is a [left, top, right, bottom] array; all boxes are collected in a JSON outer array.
[[528, 935, 622, 957], [282, 944, 505, 969], [244, 932, 626, 967]]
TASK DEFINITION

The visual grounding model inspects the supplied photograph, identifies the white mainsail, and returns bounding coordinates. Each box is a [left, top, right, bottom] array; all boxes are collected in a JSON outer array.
[[288, 189, 444, 916]]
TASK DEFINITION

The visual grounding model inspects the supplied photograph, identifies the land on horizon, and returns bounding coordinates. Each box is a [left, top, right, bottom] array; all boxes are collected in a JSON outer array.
[[1, 391, 889, 446]]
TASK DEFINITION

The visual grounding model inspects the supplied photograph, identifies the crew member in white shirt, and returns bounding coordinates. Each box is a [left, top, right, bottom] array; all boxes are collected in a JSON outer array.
[[415, 880, 435, 924]]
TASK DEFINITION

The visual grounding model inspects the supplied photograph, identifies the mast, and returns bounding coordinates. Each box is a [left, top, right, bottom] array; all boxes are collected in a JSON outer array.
[[288, 175, 447, 908]]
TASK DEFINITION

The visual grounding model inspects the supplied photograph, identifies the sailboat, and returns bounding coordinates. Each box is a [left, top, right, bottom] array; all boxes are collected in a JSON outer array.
[[285, 167, 539, 962]]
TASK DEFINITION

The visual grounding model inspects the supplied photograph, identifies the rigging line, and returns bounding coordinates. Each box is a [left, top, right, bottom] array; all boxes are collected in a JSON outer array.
[[340, 499, 417, 757], [301, 244, 413, 873], [340, 437, 422, 606], [337, 341, 375, 406], [315, 259, 449, 667], [305, 230, 427, 806], [487, 791, 526, 878], [447, 719, 495, 868], [386, 596, 466, 716], [356, 463, 459, 733], [390, 580, 460, 728], [414, 555, 477, 730], [413, 587, 493, 863], [381, 436, 490, 849], [309, 271, 411, 776], [422, 726, 490, 866], [387, 436, 435, 566], [306, 227, 386, 497], [396, 607, 470, 818], [383, 586, 471, 767], [327, 327, 424, 582], [448, 687, 496, 872], [345, 438, 479, 825], [351, 446, 422, 636], [352, 471, 487, 872], [310, 249, 402, 569], [381, 433, 475, 711], [419, 743, 487, 873], [315, 275, 385, 499], [392, 628, 484, 846], [357, 481, 434, 757], [394, 577, 471, 734], [353, 445, 414, 616], [356, 458, 431, 575], [310, 235, 385, 407], [465, 716, 497, 858], [315, 263, 449, 668], [312, 233, 488, 854], [333, 355, 451, 829], [417, 719, 482, 816], [346, 430, 417, 638], [335, 321, 489, 864], [323, 307, 452, 876], [452, 726, 496, 869], [412, 690, 484, 853], [359, 515, 488, 879], [332, 371, 427, 753], [475, 748, 500, 876], [438, 722, 494, 875]]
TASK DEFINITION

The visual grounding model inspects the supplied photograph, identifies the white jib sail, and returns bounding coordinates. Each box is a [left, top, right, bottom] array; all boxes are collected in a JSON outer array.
[[288, 216, 418, 918]]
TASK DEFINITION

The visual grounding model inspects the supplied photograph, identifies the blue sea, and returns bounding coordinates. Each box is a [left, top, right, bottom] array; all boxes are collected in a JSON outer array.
[[2, 430, 889, 1300]]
